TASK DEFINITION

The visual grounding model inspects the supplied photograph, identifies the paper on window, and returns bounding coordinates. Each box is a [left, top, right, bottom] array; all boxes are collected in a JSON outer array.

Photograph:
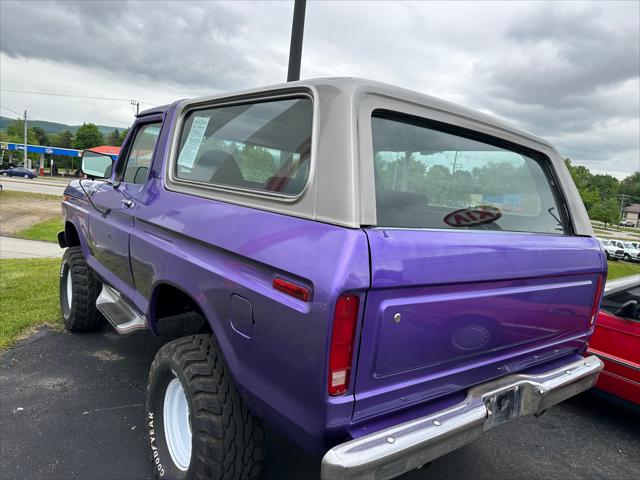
[[177, 116, 210, 169]]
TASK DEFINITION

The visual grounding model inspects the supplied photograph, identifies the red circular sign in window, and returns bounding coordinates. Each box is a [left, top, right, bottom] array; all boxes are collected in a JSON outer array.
[[443, 206, 502, 228]]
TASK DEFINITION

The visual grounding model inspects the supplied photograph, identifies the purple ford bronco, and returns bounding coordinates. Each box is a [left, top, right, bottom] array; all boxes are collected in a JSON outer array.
[[58, 78, 606, 480]]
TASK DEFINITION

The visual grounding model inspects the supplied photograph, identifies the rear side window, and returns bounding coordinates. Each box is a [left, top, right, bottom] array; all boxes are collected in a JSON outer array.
[[175, 97, 313, 196], [371, 113, 566, 234]]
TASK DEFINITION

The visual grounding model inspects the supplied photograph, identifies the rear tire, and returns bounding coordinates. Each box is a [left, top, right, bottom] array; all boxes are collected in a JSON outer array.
[[59, 246, 105, 331], [146, 334, 263, 480]]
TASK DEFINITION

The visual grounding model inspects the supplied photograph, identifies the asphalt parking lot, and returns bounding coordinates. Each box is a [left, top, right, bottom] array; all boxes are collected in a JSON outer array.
[[1, 327, 638, 480]]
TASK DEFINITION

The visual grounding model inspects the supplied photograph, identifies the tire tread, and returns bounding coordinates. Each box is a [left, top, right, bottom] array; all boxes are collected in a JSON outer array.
[[147, 334, 263, 480]]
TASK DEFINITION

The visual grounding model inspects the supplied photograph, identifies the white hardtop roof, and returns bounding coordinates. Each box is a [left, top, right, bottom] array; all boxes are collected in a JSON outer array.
[[177, 77, 552, 150]]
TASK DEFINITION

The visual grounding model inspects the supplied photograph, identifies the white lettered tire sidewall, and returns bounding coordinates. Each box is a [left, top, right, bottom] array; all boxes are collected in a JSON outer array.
[[146, 335, 264, 480], [147, 365, 190, 480]]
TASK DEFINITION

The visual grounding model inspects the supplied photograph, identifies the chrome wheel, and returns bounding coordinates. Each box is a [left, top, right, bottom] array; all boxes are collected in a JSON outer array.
[[163, 377, 192, 471], [66, 268, 73, 310]]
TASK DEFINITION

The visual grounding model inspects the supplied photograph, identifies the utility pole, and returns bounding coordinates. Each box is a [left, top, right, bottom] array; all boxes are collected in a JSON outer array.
[[23, 109, 28, 168], [287, 0, 306, 82], [619, 193, 628, 226], [131, 99, 140, 115]]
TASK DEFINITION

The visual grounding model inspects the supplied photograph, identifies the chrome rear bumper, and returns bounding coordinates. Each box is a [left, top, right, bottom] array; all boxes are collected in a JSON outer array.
[[321, 355, 603, 480]]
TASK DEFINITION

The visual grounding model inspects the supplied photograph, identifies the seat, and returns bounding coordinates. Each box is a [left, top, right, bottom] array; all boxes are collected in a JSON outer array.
[[191, 149, 244, 187]]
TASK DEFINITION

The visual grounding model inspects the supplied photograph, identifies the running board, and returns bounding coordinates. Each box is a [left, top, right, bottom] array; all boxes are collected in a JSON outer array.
[[96, 284, 147, 334]]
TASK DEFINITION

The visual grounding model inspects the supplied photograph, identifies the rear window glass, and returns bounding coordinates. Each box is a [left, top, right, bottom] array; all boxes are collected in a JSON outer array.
[[175, 97, 312, 196], [371, 113, 566, 234]]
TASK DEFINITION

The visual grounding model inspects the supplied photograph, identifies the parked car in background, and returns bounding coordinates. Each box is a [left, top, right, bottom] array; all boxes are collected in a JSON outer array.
[[58, 78, 605, 480], [588, 275, 640, 405], [0, 166, 37, 179], [620, 220, 636, 227], [607, 239, 633, 262], [599, 239, 624, 261], [622, 242, 640, 262]]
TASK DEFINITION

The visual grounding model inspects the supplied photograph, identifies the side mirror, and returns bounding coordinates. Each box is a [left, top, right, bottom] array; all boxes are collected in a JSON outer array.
[[81, 150, 114, 179], [614, 299, 640, 321]]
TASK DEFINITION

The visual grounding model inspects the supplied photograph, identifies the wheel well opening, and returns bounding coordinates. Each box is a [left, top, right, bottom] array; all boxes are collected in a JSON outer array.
[[65, 222, 80, 247], [152, 284, 212, 335]]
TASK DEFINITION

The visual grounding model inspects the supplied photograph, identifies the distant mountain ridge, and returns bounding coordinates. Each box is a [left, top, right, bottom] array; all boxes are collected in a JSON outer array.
[[0, 115, 124, 137]]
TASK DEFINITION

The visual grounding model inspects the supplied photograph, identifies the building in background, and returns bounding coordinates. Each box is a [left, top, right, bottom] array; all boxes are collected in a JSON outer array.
[[622, 204, 640, 227]]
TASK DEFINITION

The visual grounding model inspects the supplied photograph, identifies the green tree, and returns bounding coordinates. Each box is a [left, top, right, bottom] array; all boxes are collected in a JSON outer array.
[[590, 174, 620, 201], [32, 127, 51, 146], [73, 123, 104, 150], [237, 144, 275, 182], [106, 128, 121, 146], [590, 198, 620, 229], [580, 188, 601, 213], [119, 128, 130, 145], [52, 130, 74, 149], [565, 159, 592, 193], [620, 171, 640, 204], [5, 118, 38, 144]]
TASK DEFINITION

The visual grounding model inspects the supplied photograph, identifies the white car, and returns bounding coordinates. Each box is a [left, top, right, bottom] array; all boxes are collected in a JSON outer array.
[[600, 239, 624, 260], [622, 241, 640, 262]]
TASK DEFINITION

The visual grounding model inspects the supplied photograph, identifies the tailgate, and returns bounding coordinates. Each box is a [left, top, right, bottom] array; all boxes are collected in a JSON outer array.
[[352, 229, 604, 421]]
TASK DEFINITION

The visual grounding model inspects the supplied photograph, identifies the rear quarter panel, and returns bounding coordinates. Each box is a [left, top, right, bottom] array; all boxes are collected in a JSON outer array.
[[129, 177, 370, 452]]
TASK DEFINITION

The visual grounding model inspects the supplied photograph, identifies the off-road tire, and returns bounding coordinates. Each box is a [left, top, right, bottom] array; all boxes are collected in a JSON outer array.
[[146, 334, 264, 480], [59, 246, 105, 331]]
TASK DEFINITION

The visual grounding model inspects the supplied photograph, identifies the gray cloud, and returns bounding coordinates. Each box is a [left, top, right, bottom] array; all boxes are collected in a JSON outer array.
[[0, 0, 638, 176], [1, 1, 289, 90]]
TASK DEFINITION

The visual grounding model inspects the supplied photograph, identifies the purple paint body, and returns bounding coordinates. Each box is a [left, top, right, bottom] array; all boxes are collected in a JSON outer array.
[[61, 81, 607, 458]]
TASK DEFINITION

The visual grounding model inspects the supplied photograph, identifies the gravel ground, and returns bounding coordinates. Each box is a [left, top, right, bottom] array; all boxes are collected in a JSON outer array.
[[0, 190, 61, 235], [1, 326, 638, 480]]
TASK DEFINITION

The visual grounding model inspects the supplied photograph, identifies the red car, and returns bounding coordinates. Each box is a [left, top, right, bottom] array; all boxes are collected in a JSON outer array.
[[587, 274, 640, 404]]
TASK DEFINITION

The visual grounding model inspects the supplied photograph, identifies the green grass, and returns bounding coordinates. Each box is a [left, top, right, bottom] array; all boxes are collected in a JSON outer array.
[[607, 260, 640, 280], [14, 218, 63, 243], [0, 258, 61, 349], [591, 221, 640, 238], [0, 190, 60, 202]]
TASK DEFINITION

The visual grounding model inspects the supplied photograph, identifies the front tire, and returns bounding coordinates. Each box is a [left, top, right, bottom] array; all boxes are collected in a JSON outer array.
[[146, 335, 263, 480], [59, 246, 105, 331]]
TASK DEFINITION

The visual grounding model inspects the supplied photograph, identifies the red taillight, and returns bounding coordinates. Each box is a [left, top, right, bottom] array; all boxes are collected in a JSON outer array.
[[588, 274, 605, 328], [272, 277, 311, 302], [328, 294, 359, 396]]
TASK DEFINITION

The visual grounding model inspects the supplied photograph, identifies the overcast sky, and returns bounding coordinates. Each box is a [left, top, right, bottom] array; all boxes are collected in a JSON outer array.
[[1, 0, 638, 177]]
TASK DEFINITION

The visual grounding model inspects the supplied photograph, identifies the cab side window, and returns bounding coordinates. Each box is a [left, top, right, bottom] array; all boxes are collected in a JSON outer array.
[[119, 123, 162, 184]]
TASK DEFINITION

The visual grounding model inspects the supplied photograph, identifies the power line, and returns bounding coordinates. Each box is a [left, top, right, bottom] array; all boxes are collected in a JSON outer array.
[[1, 88, 157, 106], [0, 104, 131, 129], [0, 104, 31, 119]]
